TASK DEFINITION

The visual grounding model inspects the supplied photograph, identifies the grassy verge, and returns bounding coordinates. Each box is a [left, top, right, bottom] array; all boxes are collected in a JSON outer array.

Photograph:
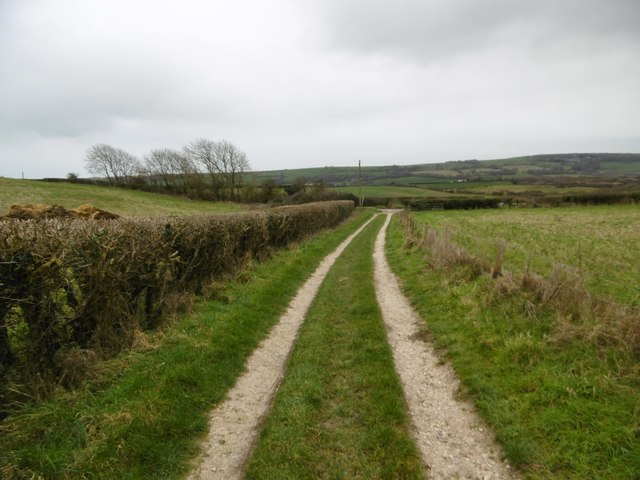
[[244, 215, 424, 479], [385, 215, 640, 479], [0, 209, 374, 480], [0, 178, 246, 216]]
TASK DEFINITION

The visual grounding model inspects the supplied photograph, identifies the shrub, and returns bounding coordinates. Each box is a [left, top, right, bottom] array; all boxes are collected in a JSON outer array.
[[405, 197, 502, 210], [0, 201, 354, 412]]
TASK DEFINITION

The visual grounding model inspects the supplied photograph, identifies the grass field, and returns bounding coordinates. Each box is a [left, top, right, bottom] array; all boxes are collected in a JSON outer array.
[[0, 178, 245, 216], [595, 161, 640, 174], [433, 183, 600, 194], [387, 208, 640, 479], [331, 185, 463, 198], [245, 215, 423, 478], [330, 183, 595, 200], [466, 185, 598, 194], [411, 205, 640, 305], [0, 209, 374, 479], [368, 176, 451, 186]]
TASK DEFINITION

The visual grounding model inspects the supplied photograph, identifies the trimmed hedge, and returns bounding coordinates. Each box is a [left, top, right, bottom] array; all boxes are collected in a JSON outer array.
[[403, 197, 502, 210], [360, 196, 502, 210], [0, 201, 353, 411], [560, 191, 640, 205]]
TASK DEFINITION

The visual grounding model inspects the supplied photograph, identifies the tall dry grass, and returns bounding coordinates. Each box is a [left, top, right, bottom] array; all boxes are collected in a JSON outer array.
[[398, 211, 490, 276], [397, 210, 640, 358]]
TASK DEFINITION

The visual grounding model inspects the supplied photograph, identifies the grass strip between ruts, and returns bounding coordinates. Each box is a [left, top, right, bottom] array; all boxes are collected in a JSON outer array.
[[384, 215, 640, 479], [0, 209, 374, 480], [244, 214, 425, 479]]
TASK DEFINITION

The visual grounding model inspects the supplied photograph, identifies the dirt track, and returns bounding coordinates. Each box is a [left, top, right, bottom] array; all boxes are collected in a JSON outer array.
[[374, 212, 518, 479], [188, 215, 378, 480], [189, 211, 517, 479]]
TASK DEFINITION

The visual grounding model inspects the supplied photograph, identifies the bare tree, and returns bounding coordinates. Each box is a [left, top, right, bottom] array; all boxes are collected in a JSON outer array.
[[292, 176, 307, 194], [85, 144, 141, 185], [85, 144, 117, 183], [144, 148, 199, 194], [211, 139, 250, 200], [144, 148, 176, 189], [170, 150, 201, 195], [185, 139, 250, 200], [185, 139, 225, 199], [227, 142, 250, 198], [114, 151, 141, 184]]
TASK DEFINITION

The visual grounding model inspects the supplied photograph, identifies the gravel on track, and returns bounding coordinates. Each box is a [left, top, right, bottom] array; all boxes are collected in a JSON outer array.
[[373, 211, 519, 480], [189, 211, 519, 479], [188, 215, 378, 480]]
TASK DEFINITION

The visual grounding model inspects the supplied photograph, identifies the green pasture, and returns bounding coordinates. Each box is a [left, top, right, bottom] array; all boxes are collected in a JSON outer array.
[[460, 185, 599, 194], [368, 176, 451, 186], [387, 213, 640, 479], [600, 161, 640, 174], [411, 205, 640, 305], [331, 185, 463, 198], [427, 182, 599, 194], [0, 178, 245, 217]]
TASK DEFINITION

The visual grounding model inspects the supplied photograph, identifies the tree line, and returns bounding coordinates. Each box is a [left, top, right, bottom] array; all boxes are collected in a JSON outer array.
[[84, 139, 250, 201]]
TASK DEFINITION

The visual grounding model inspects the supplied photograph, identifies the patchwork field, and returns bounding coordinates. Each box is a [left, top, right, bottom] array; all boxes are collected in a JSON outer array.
[[254, 153, 640, 186]]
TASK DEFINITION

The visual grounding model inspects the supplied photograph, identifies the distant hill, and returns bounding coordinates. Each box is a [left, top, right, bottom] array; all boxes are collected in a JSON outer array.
[[4, 153, 637, 213], [251, 153, 640, 186]]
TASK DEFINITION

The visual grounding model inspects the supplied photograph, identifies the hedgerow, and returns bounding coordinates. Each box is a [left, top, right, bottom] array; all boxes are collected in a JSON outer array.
[[0, 201, 353, 413]]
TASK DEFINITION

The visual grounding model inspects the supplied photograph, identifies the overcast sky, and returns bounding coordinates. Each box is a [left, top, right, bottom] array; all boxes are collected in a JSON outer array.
[[1, 0, 639, 178]]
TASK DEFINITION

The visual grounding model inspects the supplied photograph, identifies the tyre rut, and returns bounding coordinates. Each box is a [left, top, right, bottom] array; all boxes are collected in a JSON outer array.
[[373, 211, 519, 480], [188, 214, 379, 480], [190, 211, 518, 479]]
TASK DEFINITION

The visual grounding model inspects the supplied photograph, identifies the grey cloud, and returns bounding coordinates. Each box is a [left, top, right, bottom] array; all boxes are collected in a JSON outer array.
[[312, 0, 640, 61], [0, 0, 638, 179], [0, 47, 236, 137], [0, 0, 254, 139]]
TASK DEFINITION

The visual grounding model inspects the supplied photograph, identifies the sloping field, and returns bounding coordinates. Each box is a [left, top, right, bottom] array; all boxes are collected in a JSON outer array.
[[0, 178, 245, 216]]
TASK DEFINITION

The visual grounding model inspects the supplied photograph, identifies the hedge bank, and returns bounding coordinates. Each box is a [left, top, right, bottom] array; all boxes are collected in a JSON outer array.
[[0, 201, 353, 413]]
